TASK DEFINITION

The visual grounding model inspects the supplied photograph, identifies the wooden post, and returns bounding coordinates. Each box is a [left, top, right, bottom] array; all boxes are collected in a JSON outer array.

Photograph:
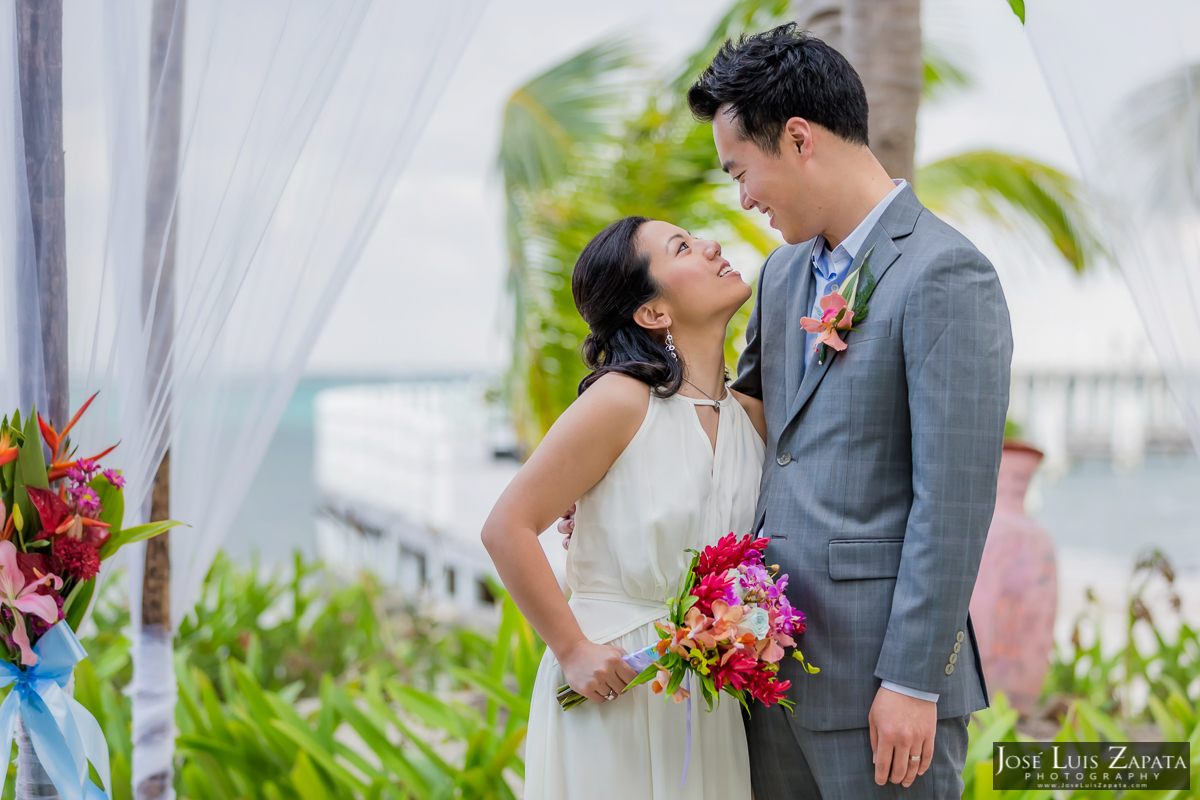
[[15, 0, 68, 427], [138, 2, 184, 799], [793, 0, 923, 184]]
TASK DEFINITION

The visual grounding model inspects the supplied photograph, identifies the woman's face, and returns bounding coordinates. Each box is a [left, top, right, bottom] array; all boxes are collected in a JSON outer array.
[[636, 220, 752, 331]]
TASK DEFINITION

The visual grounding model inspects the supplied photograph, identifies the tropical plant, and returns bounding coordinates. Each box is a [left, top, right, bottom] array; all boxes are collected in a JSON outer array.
[[499, 0, 1101, 451]]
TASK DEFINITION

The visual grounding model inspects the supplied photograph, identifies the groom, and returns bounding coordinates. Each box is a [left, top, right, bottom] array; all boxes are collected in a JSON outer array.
[[688, 25, 1012, 798]]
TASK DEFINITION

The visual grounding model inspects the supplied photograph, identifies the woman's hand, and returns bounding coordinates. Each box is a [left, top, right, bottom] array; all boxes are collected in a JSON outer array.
[[559, 639, 639, 703]]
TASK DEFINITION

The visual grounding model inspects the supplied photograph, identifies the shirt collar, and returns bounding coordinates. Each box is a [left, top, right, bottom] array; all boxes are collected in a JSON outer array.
[[813, 178, 907, 266]]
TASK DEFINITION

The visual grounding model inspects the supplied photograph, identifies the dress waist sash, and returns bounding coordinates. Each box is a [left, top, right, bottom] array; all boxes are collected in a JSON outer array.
[[568, 590, 669, 645]]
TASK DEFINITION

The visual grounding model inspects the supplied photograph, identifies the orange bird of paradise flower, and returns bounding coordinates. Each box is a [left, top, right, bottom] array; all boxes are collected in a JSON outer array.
[[36, 393, 118, 481]]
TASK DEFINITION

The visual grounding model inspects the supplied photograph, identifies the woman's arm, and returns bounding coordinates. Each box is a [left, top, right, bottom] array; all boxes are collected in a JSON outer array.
[[731, 389, 767, 444], [481, 373, 650, 702]]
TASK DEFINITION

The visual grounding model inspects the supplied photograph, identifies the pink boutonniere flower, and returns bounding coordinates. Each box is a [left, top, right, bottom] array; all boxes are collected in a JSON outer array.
[[800, 292, 854, 353], [799, 244, 878, 365]]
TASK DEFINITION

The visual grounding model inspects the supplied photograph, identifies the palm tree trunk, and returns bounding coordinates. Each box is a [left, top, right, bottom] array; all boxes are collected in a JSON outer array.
[[137, 1, 185, 798], [15, 0, 68, 428], [792, 0, 922, 183]]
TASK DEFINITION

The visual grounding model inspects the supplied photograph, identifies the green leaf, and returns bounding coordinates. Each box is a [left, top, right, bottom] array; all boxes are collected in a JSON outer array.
[[626, 663, 661, 689], [13, 408, 48, 536], [62, 578, 96, 632], [290, 750, 336, 800], [99, 519, 183, 560], [89, 474, 124, 534], [1007, 0, 1025, 24]]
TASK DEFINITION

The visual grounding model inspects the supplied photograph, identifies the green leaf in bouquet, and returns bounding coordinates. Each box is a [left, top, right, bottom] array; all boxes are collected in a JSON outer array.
[[626, 662, 661, 690], [62, 577, 97, 632], [89, 474, 125, 534], [664, 667, 685, 698], [98, 519, 184, 560], [13, 408, 48, 537]]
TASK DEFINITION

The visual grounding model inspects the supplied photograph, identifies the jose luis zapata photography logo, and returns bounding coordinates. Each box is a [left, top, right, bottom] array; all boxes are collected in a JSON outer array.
[[993, 742, 1191, 791]]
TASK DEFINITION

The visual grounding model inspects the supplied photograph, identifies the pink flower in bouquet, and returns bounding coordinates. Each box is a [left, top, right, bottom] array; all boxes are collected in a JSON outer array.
[[0, 541, 62, 666], [690, 569, 735, 616], [799, 291, 853, 352], [101, 469, 126, 489], [696, 533, 767, 578], [75, 487, 101, 517]]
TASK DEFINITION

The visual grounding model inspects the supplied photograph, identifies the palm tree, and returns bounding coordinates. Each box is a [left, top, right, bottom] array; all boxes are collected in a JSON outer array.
[[499, 0, 1098, 452]]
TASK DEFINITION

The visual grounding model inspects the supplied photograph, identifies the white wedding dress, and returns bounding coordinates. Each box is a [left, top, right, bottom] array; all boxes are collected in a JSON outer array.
[[524, 389, 764, 800]]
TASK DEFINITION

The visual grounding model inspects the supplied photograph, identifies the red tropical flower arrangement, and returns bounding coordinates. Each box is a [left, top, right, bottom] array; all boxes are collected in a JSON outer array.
[[0, 394, 179, 666]]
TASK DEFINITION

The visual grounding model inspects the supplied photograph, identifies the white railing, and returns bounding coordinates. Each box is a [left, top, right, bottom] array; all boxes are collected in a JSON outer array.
[[1007, 372, 1193, 475]]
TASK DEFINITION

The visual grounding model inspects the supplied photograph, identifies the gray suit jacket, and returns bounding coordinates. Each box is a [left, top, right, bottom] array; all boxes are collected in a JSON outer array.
[[732, 186, 1012, 731]]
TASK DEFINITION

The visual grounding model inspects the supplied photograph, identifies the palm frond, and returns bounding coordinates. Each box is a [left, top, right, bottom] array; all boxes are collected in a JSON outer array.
[[498, 39, 639, 194], [922, 40, 971, 102], [916, 150, 1101, 273], [668, 0, 792, 94]]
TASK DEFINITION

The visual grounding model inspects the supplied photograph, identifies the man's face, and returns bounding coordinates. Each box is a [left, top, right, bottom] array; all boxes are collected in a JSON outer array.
[[712, 109, 821, 245]]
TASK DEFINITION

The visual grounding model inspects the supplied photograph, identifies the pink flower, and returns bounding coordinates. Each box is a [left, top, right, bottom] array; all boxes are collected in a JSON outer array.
[[800, 291, 854, 352], [0, 541, 63, 666], [101, 469, 126, 489], [75, 487, 101, 516]]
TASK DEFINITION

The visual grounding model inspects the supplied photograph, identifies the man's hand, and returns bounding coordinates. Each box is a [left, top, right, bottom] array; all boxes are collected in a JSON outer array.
[[869, 686, 936, 787], [557, 504, 576, 550]]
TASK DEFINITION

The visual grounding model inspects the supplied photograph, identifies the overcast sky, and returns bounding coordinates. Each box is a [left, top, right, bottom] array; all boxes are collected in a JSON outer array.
[[304, 0, 1153, 377]]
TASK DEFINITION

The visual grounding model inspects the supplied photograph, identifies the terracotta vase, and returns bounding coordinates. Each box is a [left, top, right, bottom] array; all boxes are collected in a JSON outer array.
[[968, 441, 1057, 716]]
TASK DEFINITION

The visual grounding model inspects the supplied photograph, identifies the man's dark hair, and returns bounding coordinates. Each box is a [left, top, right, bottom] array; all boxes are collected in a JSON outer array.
[[687, 23, 869, 155]]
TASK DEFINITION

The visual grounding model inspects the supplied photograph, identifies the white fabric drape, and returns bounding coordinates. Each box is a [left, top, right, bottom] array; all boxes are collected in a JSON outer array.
[[1, 0, 485, 792], [1026, 1, 1200, 455]]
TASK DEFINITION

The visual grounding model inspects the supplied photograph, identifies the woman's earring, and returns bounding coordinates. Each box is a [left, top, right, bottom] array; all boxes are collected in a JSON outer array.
[[665, 331, 678, 361]]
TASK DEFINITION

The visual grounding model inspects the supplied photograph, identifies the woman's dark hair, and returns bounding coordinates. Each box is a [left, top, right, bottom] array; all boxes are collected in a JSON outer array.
[[572, 216, 684, 397], [687, 23, 869, 155]]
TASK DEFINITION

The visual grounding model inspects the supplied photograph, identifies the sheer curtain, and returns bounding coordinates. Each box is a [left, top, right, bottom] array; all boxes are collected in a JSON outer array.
[[1026, 0, 1200, 455], [1, 0, 485, 793]]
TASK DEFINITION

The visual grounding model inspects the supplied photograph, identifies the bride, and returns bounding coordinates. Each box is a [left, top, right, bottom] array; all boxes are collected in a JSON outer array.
[[482, 215, 766, 799]]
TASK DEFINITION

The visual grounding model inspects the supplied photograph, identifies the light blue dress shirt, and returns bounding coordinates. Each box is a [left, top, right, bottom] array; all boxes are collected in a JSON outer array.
[[795, 180, 938, 705]]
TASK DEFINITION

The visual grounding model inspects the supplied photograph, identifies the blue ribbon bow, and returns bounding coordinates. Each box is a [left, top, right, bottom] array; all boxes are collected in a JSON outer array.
[[0, 622, 110, 800]]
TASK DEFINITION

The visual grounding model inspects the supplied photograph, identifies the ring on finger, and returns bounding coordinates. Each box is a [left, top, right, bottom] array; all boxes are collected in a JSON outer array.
[[909, 755, 921, 762], [605, 689, 616, 701]]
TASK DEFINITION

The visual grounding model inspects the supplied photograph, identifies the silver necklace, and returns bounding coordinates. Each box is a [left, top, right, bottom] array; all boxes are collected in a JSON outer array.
[[682, 377, 728, 407]]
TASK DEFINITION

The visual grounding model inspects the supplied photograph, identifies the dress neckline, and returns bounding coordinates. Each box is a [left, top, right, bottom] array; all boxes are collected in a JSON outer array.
[[674, 389, 735, 409]]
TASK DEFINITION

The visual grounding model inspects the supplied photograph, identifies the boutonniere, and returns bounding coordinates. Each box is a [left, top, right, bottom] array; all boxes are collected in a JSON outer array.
[[800, 244, 879, 366]]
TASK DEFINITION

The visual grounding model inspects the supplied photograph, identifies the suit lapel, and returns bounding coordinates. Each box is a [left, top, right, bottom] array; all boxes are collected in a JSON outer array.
[[782, 187, 922, 429], [784, 239, 818, 408]]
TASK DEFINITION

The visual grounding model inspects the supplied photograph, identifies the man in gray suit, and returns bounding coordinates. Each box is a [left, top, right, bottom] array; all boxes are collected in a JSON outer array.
[[686, 25, 1013, 798]]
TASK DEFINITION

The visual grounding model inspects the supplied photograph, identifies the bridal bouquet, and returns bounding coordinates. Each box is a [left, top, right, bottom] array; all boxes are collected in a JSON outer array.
[[0, 394, 179, 658], [559, 533, 817, 712]]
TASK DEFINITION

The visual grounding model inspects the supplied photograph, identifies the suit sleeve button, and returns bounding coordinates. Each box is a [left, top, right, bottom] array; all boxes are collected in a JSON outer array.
[[945, 663, 954, 675], [953, 642, 961, 654], [956, 631, 965, 643], [948, 653, 958, 665], [777, 452, 793, 466]]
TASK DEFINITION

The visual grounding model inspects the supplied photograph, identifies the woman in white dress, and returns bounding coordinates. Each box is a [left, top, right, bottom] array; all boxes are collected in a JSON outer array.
[[482, 215, 767, 800]]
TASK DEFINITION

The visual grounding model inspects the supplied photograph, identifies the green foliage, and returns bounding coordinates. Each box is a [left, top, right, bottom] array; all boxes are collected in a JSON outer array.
[[1043, 548, 1200, 721], [1007, 0, 1026, 25], [915, 151, 1100, 274], [177, 552, 491, 700], [173, 589, 540, 799], [62, 553, 540, 799]]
